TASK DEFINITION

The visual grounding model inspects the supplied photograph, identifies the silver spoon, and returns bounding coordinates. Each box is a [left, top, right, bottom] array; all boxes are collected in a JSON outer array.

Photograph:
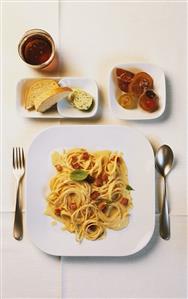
[[155, 145, 174, 240]]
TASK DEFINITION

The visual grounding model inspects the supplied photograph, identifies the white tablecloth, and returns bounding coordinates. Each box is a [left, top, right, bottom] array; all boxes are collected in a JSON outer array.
[[2, 1, 187, 298]]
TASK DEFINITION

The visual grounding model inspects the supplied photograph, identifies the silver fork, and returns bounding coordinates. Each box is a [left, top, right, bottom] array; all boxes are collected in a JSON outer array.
[[13, 147, 25, 240]]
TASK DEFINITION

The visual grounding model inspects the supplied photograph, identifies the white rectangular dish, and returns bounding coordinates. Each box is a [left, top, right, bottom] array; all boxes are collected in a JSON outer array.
[[58, 77, 98, 118], [26, 125, 155, 256], [109, 63, 166, 120], [16, 77, 98, 119]]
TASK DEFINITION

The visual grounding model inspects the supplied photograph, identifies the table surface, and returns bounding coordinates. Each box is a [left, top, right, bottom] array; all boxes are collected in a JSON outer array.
[[1, 1, 187, 299]]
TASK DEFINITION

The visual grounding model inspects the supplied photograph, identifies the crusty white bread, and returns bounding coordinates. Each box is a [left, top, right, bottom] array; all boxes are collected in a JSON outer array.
[[25, 79, 72, 112], [25, 80, 59, 110], [34, 87, 72, 112]]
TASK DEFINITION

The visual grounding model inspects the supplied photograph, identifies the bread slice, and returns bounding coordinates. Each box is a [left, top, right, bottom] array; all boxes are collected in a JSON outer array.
[[25, 80, 72, 112], [34, 86, 72, 112], [25, 80, 59, 110]]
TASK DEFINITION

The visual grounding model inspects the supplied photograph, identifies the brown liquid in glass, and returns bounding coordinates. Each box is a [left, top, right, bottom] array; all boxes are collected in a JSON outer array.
[[22, 35, 52, 65]]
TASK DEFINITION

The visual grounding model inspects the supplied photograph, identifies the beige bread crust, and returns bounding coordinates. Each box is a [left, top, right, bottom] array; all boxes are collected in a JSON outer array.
[[35, 87, 72, 112]]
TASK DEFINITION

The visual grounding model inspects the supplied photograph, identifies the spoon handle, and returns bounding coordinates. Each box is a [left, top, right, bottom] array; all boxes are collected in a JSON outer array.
[[160, 177, 170, 240]]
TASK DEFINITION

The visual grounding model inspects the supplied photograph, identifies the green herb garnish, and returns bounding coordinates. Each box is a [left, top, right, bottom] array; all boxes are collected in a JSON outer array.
[[126, 184, 134, 191], [70, 170, 88, 181]]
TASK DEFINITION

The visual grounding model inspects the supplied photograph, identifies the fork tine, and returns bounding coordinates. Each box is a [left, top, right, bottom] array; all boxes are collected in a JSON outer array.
[[18, 148, 22, 168], [16, 147, 19, 168], [13, 148, 15, 168], [22, 148, 25, 168]]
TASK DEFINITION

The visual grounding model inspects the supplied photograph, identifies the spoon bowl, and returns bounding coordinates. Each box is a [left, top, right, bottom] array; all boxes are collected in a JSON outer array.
[[155, 145, 174, 177]]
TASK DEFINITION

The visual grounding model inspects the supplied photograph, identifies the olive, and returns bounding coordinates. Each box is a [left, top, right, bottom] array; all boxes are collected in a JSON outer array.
[[145, 89, 157, 99]]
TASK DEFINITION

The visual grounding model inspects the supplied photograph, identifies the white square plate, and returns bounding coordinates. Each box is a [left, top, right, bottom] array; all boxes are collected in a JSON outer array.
[[57, 77, 98, 118], [109, 63, 166, 120], [26, 125, 155, 256], [16, 77, 98, 119]]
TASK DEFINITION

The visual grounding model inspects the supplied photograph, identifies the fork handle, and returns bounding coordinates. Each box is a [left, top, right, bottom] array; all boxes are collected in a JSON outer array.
[[13, 180, 23, 240]]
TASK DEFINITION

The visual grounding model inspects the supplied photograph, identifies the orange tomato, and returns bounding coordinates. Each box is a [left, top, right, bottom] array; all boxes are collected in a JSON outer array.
[[118, 93, 137, 109]]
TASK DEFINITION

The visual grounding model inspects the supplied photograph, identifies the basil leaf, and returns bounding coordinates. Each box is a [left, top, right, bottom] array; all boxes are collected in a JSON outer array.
[[126, 184, 134, 191], [70, 170, 88, 181]]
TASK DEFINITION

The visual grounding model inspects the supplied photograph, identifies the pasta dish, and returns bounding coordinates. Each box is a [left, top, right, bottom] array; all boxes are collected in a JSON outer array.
[[45, 148, 133, 242]]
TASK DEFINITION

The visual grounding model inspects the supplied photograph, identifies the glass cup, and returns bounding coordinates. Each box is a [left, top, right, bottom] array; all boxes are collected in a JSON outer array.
[[18, 29, 55, 69]]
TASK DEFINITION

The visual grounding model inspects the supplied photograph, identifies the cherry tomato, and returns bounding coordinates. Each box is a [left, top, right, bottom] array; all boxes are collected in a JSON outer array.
[[118, 93, 137, 109], [129, 72, 153, 96], [139, 89, 159, 112]]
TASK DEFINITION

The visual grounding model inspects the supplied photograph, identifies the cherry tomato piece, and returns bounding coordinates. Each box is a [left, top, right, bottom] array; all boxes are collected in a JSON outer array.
[[139, 89, 159, 112]]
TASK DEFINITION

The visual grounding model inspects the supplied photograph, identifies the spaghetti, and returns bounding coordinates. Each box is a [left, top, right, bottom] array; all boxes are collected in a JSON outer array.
[[45, 148, 133, 242]]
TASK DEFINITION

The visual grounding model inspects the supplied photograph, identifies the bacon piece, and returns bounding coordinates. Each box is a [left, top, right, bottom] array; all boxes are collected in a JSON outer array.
[[71, 156, 78, 163], [72, 162, 81, 169], [98, 202, 107, 211], [69, 203, 77, 211], [55, 164, 63, 172], [95, 177, 103, 187], [82, 152, 89, 160], [90, 191, 100, 200], [120, 197, 129, 206], [101, 173, 108, 183], [54, 208, 61, 216]]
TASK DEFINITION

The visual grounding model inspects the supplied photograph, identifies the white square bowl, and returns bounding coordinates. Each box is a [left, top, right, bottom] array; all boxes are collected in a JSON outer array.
[[57, 77, 98, 118], [109, 63, 166, 120]]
